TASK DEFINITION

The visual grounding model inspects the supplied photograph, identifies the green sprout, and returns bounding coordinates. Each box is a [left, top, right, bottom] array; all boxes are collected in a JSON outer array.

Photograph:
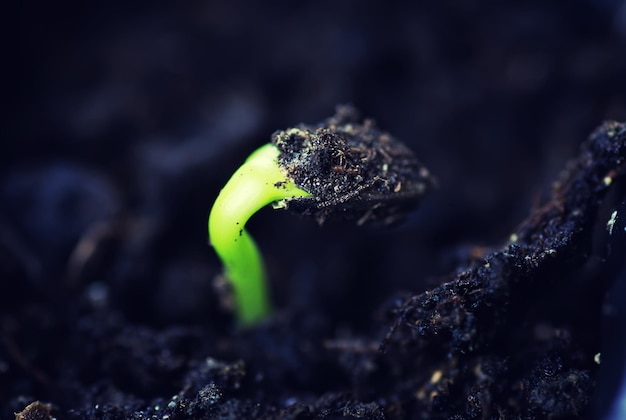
[[209, 105, 435, 327], [208, 143, 311, 326]]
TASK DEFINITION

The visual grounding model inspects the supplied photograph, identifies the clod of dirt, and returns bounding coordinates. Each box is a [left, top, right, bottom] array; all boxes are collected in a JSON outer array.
[[373, 121, 626, 418], [272, 105, 435, 226], [14, 401, 56, 420]]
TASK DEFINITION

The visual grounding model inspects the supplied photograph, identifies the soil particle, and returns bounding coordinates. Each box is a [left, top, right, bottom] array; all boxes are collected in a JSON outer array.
[[14, 401, 56, 420]]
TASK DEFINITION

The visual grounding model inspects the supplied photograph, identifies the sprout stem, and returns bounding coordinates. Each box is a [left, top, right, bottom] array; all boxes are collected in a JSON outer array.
[[208, 143, 311, 326]]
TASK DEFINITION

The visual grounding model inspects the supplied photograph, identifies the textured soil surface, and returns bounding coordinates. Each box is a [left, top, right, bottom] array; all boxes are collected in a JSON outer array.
[[4, 1, 626, 419]]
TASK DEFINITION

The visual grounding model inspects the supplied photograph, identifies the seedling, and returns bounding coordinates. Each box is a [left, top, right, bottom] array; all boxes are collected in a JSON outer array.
[[209, 105, 435, 326]]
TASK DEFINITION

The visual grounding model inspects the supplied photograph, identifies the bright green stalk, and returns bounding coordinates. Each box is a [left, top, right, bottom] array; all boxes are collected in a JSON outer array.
[[208, 143, 311, 326]]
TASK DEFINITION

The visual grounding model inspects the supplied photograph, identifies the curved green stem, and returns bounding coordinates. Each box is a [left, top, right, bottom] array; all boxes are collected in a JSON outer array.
[[208, 143, 311, 326]]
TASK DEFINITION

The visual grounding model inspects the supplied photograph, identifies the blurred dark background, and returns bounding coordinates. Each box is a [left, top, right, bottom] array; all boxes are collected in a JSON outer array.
[[3, 0, 626, 330]]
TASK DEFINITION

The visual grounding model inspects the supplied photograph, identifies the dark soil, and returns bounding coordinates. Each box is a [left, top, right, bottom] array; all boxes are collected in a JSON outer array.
[[4, 1, 626, 419]]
